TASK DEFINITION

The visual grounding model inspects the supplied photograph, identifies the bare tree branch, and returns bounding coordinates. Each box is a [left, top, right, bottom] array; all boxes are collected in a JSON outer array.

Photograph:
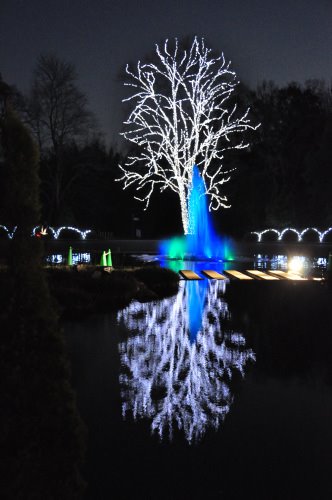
[[119, 37, 258, 234]]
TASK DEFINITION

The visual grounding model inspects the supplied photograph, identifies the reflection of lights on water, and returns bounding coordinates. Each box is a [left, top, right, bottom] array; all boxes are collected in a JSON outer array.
[[117, 280, 255, 444], [255, 254, 328, 274], [160, 258, 225, 275], [255, 254, 288, 270], [46, 252, 91, 264], [274, 255, 288, 264], [314, 257, 327, 268], [72, 252, 91, 264], [47, 254, 63, 264]]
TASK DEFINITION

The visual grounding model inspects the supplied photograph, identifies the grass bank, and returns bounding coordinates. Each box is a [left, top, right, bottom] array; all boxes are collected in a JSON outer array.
[[46, 265, 179, 319]]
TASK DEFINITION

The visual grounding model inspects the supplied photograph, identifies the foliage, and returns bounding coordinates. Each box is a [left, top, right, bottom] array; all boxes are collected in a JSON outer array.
[[0, 109, 40, 230], [46, 265, 180, 317], [220, 80, 332, 235], [0, 106, 86, 498], [133, 265, 180, 297], [26, 54, 94, 151], [21, 54, 96, 223], [3, 68, 332, 237]]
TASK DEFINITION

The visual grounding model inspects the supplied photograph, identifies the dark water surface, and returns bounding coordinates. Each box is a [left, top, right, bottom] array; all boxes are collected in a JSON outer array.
[[65, 279, 332, 500]]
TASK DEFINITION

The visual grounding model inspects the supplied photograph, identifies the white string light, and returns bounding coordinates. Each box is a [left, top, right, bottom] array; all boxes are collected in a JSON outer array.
[[278, 227, 301, 241], [320, 228, 332, 243], [118, 37, 258, 234], [252, 227, 332, 243], [0, 225, 17, 239], [51, 226, 92, 240], [1, 225, 92, 240]]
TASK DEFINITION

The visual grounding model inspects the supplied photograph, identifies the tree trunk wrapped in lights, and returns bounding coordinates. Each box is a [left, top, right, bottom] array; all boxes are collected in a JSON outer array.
[[119, 37, 258, 234]]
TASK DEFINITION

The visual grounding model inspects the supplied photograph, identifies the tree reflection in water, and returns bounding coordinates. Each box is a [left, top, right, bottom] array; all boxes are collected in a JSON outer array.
[[117, 280, 255, 443]]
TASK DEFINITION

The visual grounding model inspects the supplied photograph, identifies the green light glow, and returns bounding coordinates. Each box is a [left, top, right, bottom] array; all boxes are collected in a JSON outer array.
[[160, 166, 234, 261], [167, 260, 185, 273], [107, 249, 113, 267], [168, 237, 185, 260], [100, 251, 107, 266], [224, 245, 234, 261], [68, 246, 73, 266]]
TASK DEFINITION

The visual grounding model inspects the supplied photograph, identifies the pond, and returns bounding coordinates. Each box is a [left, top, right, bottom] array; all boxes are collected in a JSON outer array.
[[47, 250, 328, 277], [65, 276, 332, 499]]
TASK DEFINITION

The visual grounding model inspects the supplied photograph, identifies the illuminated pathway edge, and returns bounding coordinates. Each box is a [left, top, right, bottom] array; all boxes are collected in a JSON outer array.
[[179, 269, 321, 281]]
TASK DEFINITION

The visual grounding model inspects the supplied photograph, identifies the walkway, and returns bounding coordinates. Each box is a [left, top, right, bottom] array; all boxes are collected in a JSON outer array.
[[179, 269, 321, 281]]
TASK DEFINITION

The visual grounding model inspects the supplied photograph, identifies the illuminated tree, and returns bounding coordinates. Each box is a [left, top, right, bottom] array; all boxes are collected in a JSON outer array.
[[119, 37, 258, 234], [117, 281, 255, 443]]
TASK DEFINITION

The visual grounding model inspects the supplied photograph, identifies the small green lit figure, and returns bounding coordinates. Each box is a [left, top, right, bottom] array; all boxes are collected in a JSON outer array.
[[107, 249, 113, 267], [68, 246, 73, 266], [100, 251, 107, 266]]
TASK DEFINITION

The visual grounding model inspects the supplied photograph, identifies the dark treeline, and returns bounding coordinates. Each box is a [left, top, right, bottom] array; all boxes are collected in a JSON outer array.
[[2, 54, 332, 239], [221, 79, 332, 238], [0, 98, 86, 496]]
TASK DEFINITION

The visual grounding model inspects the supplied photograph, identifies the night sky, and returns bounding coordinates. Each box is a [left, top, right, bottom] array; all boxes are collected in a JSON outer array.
[[1, 0, 332, 147]]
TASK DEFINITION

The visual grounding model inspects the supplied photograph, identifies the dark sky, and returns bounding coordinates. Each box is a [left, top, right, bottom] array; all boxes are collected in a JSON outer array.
[[1, 0, 332, 147]]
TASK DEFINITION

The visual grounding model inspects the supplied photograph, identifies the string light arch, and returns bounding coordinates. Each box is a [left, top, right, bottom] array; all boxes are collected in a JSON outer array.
[[0, 225, 92, 240], [252, 227, 332, 243]]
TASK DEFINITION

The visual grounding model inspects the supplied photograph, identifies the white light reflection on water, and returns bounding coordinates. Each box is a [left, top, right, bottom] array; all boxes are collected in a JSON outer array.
[[255, 254, 288, 270], [46, 252, 91, 264], [47, 254, 63, 264], [117, 280, 255, 444], [314, 257, 327, 267], [254, 254, 328, 274]]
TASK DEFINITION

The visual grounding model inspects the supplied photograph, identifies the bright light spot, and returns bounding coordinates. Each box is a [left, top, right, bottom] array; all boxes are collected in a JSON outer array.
[[288, 256, 305, 274]]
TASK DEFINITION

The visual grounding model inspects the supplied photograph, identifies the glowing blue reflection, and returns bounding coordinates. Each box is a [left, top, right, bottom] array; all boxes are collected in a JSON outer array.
[[117, 280, 255, 443], [187, 280, 208, 342], [160, 259, 222, 342]]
